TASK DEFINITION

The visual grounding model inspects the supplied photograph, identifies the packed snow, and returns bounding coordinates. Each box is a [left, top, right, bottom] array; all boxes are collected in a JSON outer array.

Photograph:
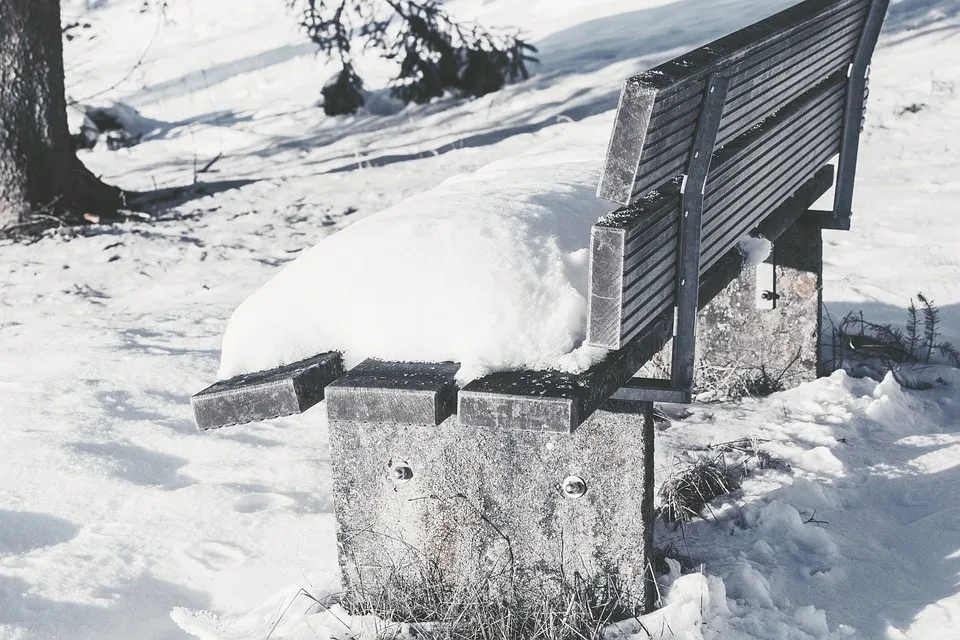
[[219, 115, 615, 382], [1, 0, 959, 639]]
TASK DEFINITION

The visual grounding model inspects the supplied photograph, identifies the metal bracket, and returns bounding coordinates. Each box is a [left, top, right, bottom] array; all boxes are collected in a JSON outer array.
[[833, 0, 890, 219], [612, 377, 691, 404], [612, 74, 729, 404], [671, 74, 730, 392], [755, 258, 777, 310]]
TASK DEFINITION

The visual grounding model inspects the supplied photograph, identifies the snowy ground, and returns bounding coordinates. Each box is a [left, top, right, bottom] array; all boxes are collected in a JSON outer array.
[[1, 0, 959, 638]]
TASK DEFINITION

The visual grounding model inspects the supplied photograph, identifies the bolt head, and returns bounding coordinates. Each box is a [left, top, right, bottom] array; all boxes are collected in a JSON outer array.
[[561, 476, 587, 498], [391, 465, 413, 483]]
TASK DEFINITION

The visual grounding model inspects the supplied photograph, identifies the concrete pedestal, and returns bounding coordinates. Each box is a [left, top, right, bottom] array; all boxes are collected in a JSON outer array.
[[327, 405, 655, 617], [649, 221, 823, 396]]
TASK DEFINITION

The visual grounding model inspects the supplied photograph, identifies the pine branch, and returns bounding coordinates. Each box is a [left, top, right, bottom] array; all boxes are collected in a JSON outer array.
[[918, 292, 940, 363], [905, 298, 919, 358], [289, 0, 536, 111], [935, 341, 960, 367]]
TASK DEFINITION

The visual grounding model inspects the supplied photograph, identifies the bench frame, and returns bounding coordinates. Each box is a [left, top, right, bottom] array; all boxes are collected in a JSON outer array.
[[193, 0, 890, 437], [589, 0, 888, 407]]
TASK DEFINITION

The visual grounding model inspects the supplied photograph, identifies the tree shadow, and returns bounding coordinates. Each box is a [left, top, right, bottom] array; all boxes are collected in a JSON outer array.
[[0, 510, 79, 554], [126, 179, 257, 214], [251, 0, 800, 172], [66, 441, 197, 490], [0, 572, 208, 639], [798, 384, 960, 636], [823, 299, 960, 348], [122, 42, 319, 109], [883, 0, 960, 40]]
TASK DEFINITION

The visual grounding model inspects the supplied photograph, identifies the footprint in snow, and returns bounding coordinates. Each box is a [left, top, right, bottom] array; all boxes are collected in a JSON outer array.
[[232, 492, 297, 514], [0, 510, 79, 554], [183, 540, 252, 571]]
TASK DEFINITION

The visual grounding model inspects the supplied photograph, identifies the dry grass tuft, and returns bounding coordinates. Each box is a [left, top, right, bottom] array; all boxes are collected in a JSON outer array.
[[331, 567, 641, 640], [658, 437, 791, 526], [657, 454, 741, 524]]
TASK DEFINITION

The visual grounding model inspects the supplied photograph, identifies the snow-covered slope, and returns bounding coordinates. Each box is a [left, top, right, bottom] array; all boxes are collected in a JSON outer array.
[[0, 0, 958, 638]]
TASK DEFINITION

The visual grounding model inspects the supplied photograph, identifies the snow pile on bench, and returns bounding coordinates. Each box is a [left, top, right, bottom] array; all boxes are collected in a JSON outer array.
[[219, 115, 615, 382]]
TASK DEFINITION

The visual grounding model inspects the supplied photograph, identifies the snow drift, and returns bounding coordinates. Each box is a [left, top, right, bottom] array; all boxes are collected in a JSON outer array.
[[218, 115, 616, 382]]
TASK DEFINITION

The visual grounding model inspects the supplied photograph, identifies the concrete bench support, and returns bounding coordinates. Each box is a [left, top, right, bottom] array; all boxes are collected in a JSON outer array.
[[694, 219, 823, 390], [327, 403, 656, 615]]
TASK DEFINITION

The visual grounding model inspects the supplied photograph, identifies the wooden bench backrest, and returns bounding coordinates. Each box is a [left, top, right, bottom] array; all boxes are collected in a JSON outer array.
[[597, 0, 870, 205], [587, 0, 885, 350]]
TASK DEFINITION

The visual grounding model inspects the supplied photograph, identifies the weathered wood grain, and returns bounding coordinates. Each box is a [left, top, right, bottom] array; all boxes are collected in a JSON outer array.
[[458, 312, 673, 433], [597, 0, 868, 205], [191, 352, 344, 430], [325, 360, 460, 426], [588, 72, 846, 349]]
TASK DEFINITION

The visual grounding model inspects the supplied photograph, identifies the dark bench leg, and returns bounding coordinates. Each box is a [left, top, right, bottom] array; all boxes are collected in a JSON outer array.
[[328, 402, 657, 619]]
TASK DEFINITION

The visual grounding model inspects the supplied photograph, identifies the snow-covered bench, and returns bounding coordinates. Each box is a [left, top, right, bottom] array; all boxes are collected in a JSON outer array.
[[193, 0, 887, 434], [192, 0, 888, 616]]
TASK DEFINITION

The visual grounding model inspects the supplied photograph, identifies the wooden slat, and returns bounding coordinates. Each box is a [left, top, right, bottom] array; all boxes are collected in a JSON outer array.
[[612, 164, 833, 403], [588, 65, 841, 305], [325, 360, 460, 426], [704, 116, 843, 241], [620, 163, 837, 344], [459, 312, 674, 433], [628, 31, 858, 202], [716, 33, 858, 137], [703, 141, 840, 272], [191, 352, 344, 430], [618, 4, 860, 195], [702, 133, 841, 269], [701, 104, 845, 241], [463, 168, 834, 429], [598, 0, 869, 205], [586, 189, 678, 348], [587, 73, 846, 349], [641, 4, 863, 150], [613, 127, 838, 346], [704, 77, 846, 205]]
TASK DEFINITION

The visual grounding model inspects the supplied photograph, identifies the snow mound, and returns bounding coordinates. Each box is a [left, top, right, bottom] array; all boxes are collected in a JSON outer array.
[[219, 115, 616, 382]]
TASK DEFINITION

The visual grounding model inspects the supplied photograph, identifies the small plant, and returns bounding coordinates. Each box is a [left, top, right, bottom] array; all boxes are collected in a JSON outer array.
[[826, 293, 959, 385], [658, 454, 741, 524], [736, 364, 788, 398], [644, 348, 799, 403], [898, 102, 926, 115], [311, 491, 646, 640], [706, 437, 791, 474], [289, 0, 537, 115], [658, 436, 791, 526]]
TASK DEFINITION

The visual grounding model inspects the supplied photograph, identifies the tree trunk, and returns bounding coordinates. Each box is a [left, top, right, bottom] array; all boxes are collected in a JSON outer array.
[[0, 0, 122, 229]]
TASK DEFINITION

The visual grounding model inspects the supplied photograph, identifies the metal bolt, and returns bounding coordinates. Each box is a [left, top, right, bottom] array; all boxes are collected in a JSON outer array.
[[391, 464, 413, 483], [760, 290, 780, 301], [561, 476, 587, 498]]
